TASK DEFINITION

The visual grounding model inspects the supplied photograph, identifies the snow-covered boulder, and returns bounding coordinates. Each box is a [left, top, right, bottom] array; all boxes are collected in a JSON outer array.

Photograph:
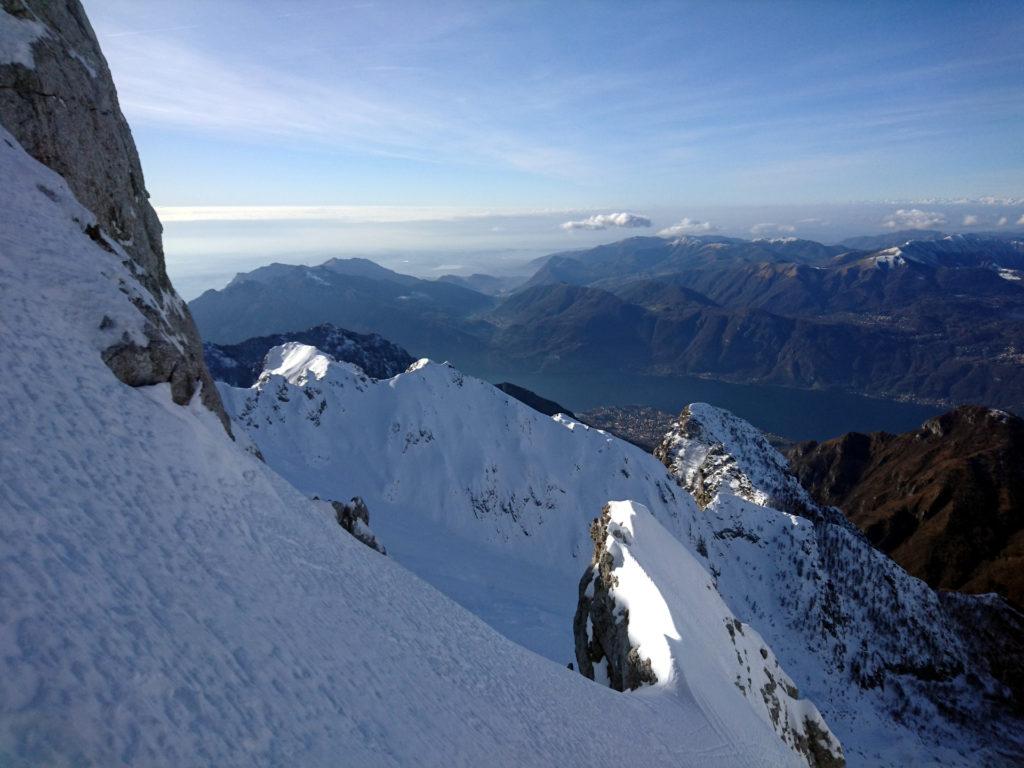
[[327, 496, 387, 554]]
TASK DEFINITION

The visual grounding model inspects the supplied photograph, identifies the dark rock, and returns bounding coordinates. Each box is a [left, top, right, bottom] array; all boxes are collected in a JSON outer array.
[[787, 405, 1024, 608], [329, 497, 386, 555], [573, 504, 657, 691], [494, 382, 574, 419]]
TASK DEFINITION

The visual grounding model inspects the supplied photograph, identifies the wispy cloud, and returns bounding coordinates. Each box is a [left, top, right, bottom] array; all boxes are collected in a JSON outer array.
[[750, 222, 796, 236], [998, 216, 1008, 226], [658, 217, 717, 236], [561, 212, 652, 231], [962, 214, 979, 226], [1018, 214, 1024, 226], [882, 208, 947, 229], [156, 205, 569, 223], [99, 29, 585, 178]]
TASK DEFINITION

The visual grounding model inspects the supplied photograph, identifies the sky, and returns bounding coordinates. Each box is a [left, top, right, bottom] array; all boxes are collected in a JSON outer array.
[[82, 0, 1024, 297]]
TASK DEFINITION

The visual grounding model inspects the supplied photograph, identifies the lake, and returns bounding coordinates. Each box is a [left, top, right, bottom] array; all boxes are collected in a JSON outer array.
[[478, 370, 943, 442]]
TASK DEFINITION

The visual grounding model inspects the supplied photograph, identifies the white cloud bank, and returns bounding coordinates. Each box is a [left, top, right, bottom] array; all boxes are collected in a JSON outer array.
[[882, 208, 947, 230], [750, 222, 796, 236], [1018, 213, 1024, 226], [962, 214, 979, 226], [657, 217, 717, 236], [561, 212, 652, 231]]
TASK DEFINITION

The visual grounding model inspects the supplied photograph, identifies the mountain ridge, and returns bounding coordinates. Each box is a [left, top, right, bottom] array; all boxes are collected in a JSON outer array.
[[190, 232, 1024, 415]]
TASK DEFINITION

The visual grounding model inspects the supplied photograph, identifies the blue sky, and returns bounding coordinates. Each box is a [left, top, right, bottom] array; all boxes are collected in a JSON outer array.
[[82, 0, 1024, 295]]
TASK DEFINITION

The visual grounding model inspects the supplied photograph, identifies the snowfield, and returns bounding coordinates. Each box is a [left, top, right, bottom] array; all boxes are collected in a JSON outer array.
[[0, 124, 809, 766]]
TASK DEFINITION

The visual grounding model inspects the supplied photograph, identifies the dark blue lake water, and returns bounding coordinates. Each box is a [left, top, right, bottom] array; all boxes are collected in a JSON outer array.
[[480, 370, 942, 442]]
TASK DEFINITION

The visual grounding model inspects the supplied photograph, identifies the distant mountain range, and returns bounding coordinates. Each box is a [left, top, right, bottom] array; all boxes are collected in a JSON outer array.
[[190, 231, 1024, 415]]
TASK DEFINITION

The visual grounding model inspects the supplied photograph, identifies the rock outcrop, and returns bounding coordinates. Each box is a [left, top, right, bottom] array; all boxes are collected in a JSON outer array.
[[573, 505, 658, 691], [0, 0, 228, 429], [329, 496, 386, 555], [786, 405, 1024, 609], [572, 501, 845, 767]]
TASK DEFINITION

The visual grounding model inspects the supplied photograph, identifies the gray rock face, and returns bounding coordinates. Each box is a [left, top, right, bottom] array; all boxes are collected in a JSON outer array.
[[329, 497, 386, 555], [0, 0, 229, 430], [573, 504, 657, 691]]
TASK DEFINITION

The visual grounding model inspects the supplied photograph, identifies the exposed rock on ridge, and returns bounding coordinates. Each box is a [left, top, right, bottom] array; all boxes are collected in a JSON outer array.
[[329, 496, 386, 554], [573, 505, 658, 691], [573, 500, 845, 768], [0, 0, 228, 429]]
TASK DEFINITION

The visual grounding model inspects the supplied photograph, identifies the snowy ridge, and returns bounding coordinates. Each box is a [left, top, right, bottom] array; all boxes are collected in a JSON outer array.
[[220, 344, 697, 659], [577, 501, 843, 767], [0, 108, 803, 768], [223, 345, 838, 765], [203, 322, 414, 387], [658, 404, 1024, 765], [655, 403, 828, 522]]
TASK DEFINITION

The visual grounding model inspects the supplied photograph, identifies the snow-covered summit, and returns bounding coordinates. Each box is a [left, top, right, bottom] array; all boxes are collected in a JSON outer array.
[[655, 402, 828, 521], [261, 341, 340, 384]]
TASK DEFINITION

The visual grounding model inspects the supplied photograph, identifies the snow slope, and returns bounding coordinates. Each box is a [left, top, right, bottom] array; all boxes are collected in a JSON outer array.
[[657, 404, 1024, 766], [221, 343, 696, 662], [224, 345, 1024, 766], [0, 124, 807, 766]]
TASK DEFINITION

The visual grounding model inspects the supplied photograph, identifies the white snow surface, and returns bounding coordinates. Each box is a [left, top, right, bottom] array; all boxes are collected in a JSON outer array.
[[0, 9, 46, 68], [0, 126, 808, 767]]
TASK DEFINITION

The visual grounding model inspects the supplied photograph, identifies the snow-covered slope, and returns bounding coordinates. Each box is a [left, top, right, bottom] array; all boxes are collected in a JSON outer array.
[[221, 343, 695, 662], [224, 347, 1024, 766], [656, 404, 1024, 766], [0, 112, 808, 766]]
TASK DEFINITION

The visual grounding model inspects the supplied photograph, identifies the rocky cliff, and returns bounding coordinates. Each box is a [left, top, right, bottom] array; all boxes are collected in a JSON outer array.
[[0, 0, 227, 428]]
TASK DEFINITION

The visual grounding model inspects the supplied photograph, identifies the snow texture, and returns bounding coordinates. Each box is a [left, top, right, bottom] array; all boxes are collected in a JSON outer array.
[[228, 347, 1024, 766], [0, 9, 45, 68], [220, 344, 699, 663]]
